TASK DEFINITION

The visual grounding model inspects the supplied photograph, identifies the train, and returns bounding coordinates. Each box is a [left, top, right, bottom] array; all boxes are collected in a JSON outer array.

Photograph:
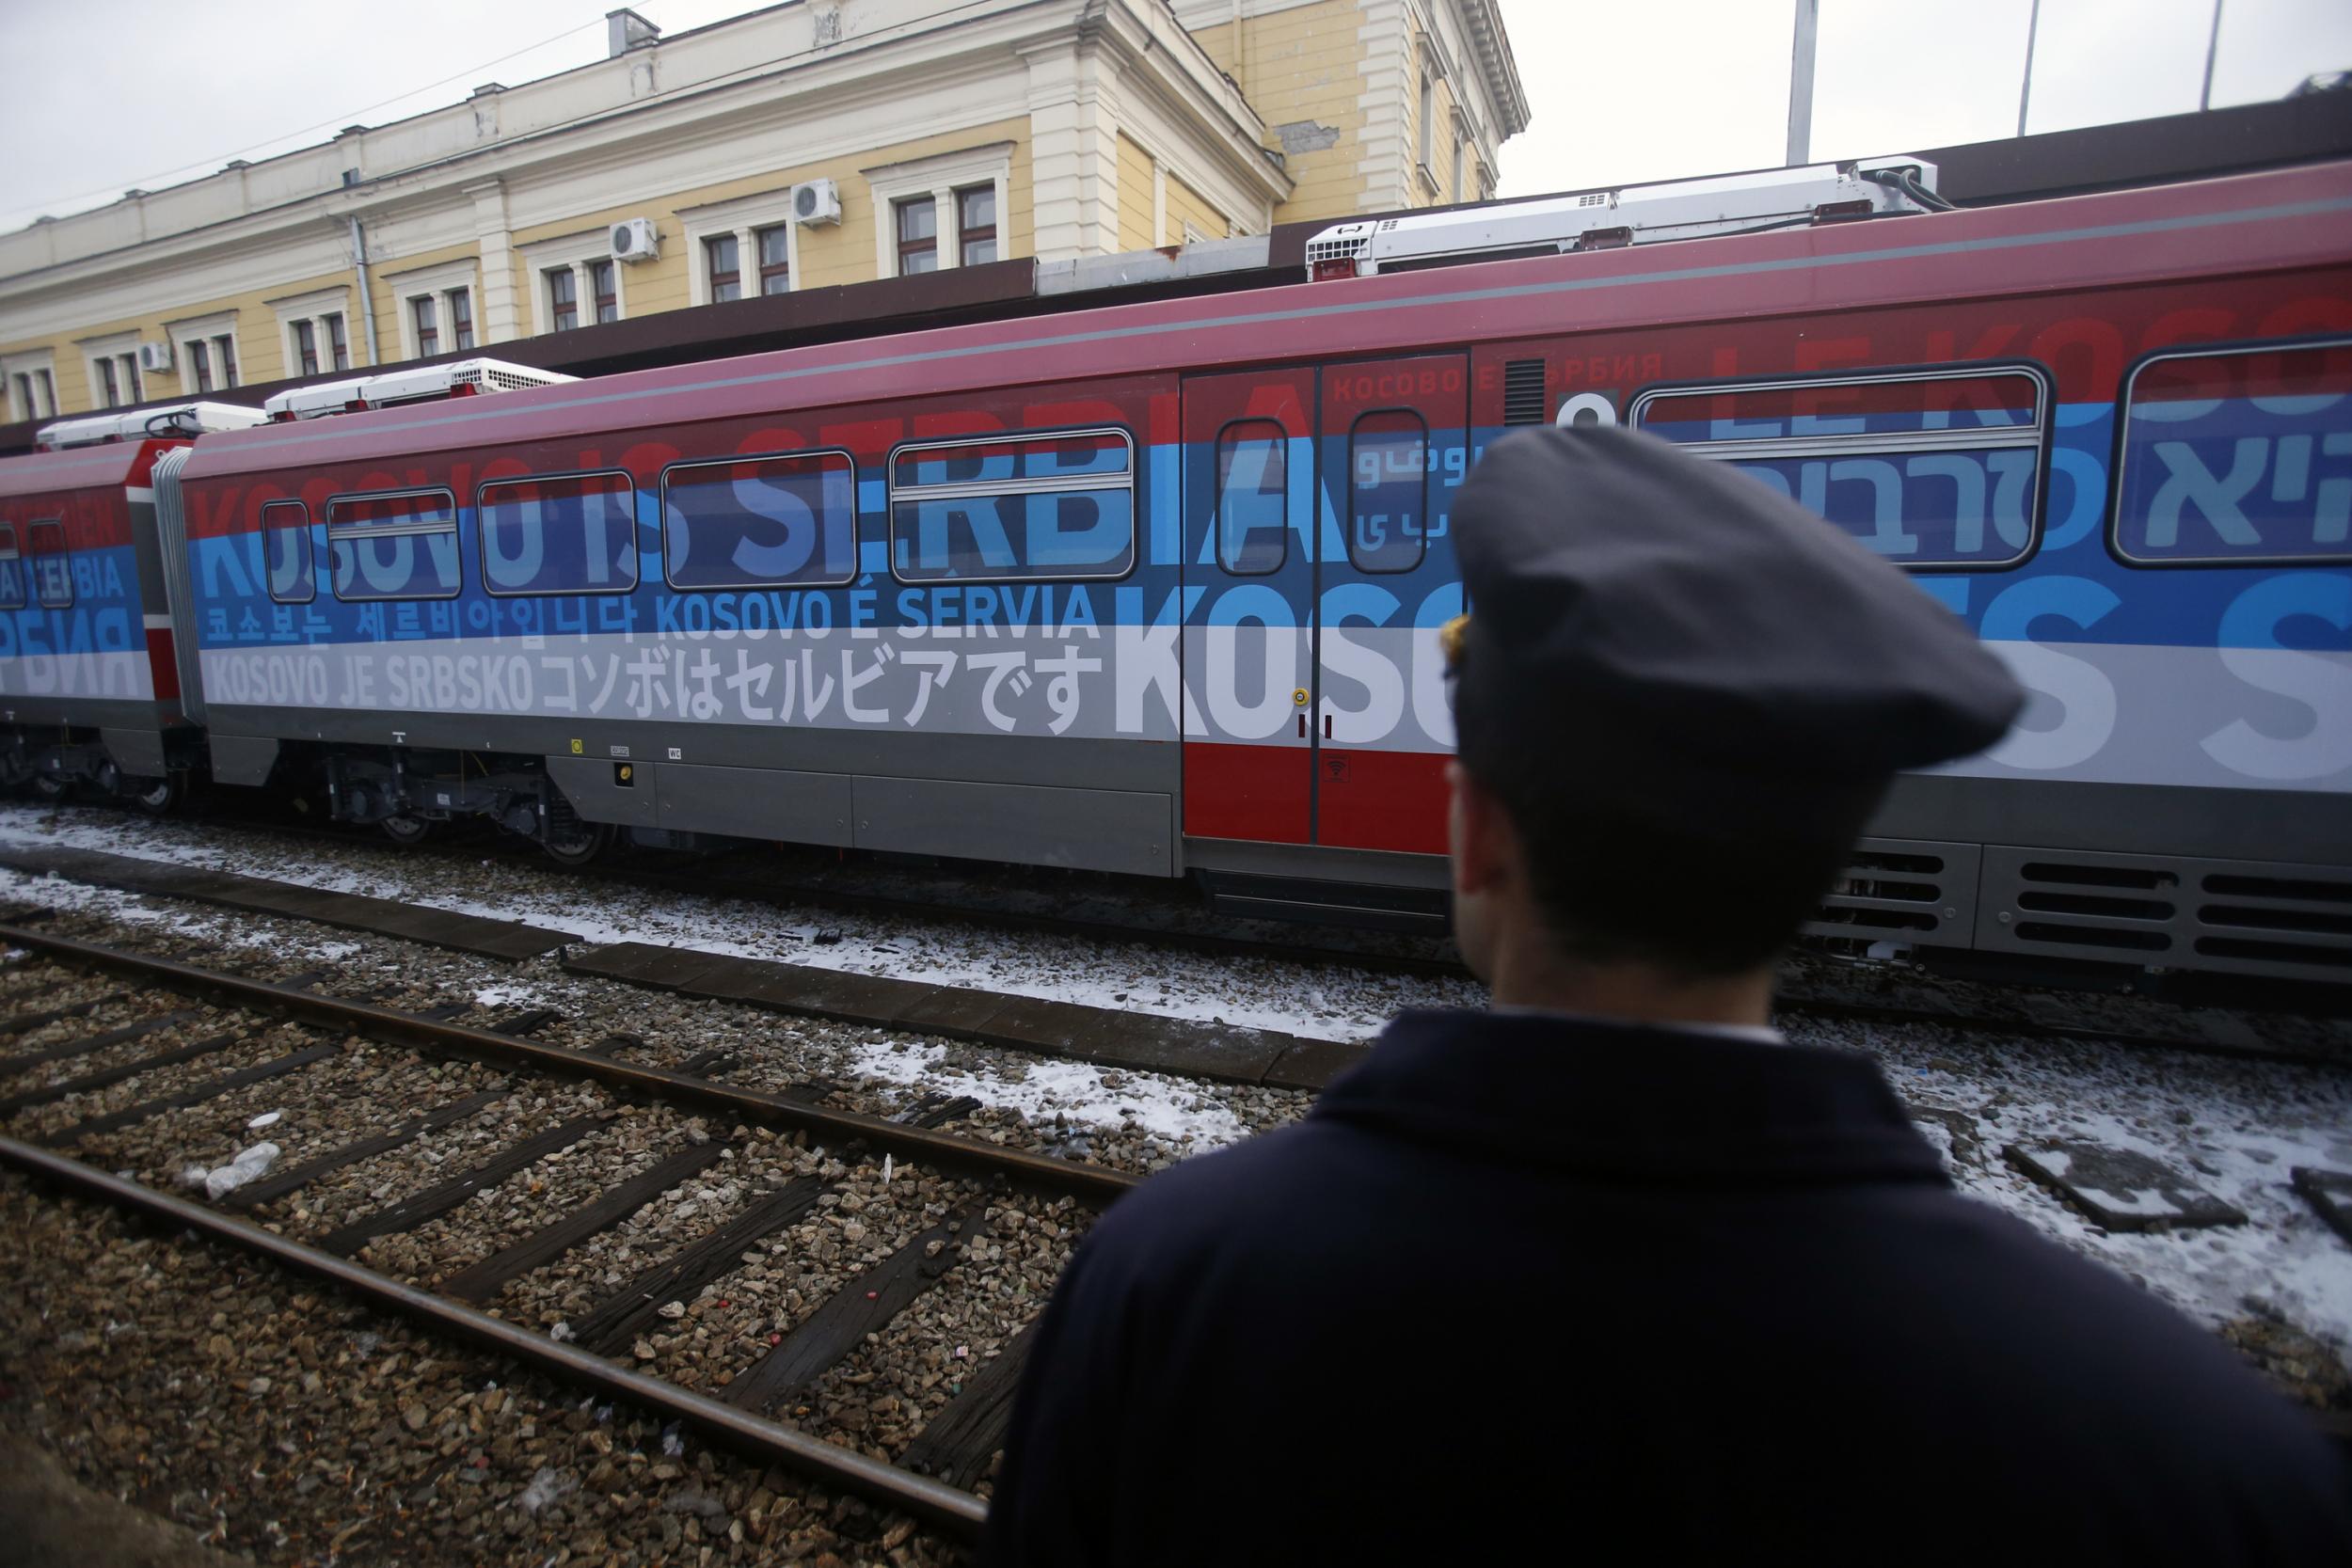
[[0, 151, 2345, 986]]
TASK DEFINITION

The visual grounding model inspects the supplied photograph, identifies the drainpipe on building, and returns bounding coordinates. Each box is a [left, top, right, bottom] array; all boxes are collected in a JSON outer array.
[[349, 216, 383, 368]]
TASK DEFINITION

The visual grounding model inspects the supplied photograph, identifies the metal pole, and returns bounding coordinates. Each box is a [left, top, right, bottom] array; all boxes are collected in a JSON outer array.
[[1787, 0, 1820, 166], [2200, 0, 2225, 111], [2016, 0, 2042, 137], [348, 215, 383, 368]]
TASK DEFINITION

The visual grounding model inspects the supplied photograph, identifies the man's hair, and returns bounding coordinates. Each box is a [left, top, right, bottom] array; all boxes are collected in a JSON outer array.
[[1445, 617, 1874, 977]]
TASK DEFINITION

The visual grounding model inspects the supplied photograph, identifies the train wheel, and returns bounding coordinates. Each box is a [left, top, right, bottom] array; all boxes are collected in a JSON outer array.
[[542, 819, 612, 868], [381, 813, 435, 847], [30, 774, 67, 801], [127, 775, 182, 816]]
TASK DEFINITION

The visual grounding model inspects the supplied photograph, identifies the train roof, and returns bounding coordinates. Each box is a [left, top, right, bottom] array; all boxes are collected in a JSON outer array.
[[0, 437, 170, 499], [179, 155, 2352, 485]]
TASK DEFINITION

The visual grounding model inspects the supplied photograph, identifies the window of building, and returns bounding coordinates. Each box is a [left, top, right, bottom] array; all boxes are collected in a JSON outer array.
[[957, 185, 997, 266], [1216, 420, 1290, 575], [326, 489, 462, 601], [2110, 338, 2352, 566], [82, 338, 145, 412], [1453, 134, 1467, 203], [680, 190, 803, 307], [661, 451, 857, 590], [706, 235, 741, 302], [1346, 411, 1429, 573], [0, 525, 23, 610], [863, 143, 1011, 279], [167, 317, 241, 394], [548, 267, 579, 332], [1631, 365, 2053, 570], [590, 260, 620, 325], [756, 225, 791, 294], [896, 198, 938, 276], [28, 519, 72, 608], [521, 232, 627, 335], [479, 470, 640, 595], [889, 428, 1135, 583], [389, 260, 481, 359], [261, 501, 314, 605], [1419, 69, 1436, 170], [271, 291, 352, 382], [7, 353, 59, 421]]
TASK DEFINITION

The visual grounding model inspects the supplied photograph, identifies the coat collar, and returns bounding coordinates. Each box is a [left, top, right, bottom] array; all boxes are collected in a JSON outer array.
[[1312, 1008, 1948, 1187]]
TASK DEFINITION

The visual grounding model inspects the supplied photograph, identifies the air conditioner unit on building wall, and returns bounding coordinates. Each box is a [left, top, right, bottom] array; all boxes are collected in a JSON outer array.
[[610, 217, 660, 262], [792, 180, 842, 227], [136, 341, 173, 373]]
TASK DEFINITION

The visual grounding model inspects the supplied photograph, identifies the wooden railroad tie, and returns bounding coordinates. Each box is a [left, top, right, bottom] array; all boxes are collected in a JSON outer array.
[[441, 1138, 730, 1305], [314, 1114, 606, 1256], [40, 1043, 342, 1148]]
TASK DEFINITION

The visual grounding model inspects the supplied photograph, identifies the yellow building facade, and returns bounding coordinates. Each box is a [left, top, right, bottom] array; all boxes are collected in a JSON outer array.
[[0, 0, 1524, 427]]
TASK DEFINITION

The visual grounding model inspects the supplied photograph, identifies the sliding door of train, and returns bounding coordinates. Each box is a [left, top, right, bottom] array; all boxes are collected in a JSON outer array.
[[1312, 355, 1464, 853], [1180, 368, 1317, 843]]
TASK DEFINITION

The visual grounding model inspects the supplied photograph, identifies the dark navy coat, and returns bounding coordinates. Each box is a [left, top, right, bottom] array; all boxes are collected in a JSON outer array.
[[987, 1010, 2351, 1565]]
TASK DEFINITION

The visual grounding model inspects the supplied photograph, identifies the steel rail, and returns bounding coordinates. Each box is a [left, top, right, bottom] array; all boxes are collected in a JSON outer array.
[[0, 923, 1137, 1207], [0, 1134, 990, 1540]]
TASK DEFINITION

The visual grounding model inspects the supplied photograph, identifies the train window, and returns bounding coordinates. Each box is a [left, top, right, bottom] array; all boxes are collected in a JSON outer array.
[[480, 470, 640, 596], [325, 488, 462, 602], [1631, 366, 2051, 570], [27, 519, 71, 609], [261, 500, 314, 605], [2112, 338, 2352, 566], [0, 525, 22, 610], [889, 428, 1135, 583], [1216, 420, 1289, 575], [660, 451, 857, 590], [1346, 410, 1429, 574]]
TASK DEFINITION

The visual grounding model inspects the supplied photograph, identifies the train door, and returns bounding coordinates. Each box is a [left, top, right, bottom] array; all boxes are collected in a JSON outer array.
[[1312, 355, 1466, 854], [1179, 368, 1317, 844]]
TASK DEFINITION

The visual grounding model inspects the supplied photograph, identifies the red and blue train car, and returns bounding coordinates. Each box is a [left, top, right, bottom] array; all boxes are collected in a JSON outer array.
[[0, 436, 201, 806], [11, 152, 2349, 983]]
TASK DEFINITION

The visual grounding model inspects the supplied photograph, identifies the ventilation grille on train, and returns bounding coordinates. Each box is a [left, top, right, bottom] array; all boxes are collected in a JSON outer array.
[[456, 364, 561, 394], [1976, 847, 2352, 981], [1802, 838, 1977, 950], [1503, 359, 1549, 425]]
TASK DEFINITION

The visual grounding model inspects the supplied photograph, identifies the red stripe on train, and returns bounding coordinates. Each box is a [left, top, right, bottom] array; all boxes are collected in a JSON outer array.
[[144, 628, 179, 700]]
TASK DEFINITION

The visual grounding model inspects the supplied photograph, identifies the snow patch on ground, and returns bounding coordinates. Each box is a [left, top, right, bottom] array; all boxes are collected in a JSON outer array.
[[0, 804, 1475, 1045], [852, 1037, 1251, 1150]]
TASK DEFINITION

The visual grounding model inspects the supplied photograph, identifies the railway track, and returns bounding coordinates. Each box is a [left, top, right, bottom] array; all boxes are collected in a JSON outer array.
[[17, 794, 2347, 1073], [0, 921, 1139, 1544]]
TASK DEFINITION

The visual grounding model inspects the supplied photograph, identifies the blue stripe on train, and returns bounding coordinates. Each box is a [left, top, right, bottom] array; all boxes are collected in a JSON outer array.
[[177, 409, 2350, 657]]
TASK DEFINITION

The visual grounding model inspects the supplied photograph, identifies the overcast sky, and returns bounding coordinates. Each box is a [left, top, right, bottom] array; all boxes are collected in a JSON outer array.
[[5, 0, 2350, 232]]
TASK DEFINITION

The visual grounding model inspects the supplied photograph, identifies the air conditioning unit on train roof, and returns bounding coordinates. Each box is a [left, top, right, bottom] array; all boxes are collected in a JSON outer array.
[[260, 358, 577, 422], [35, 401, 266, 451], [1303, 155, 1945, 280], [262, 373, 377, 422], [362, 356, 577, 408]]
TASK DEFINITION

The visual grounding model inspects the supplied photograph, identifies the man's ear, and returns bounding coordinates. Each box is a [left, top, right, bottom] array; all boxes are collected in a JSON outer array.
[[1447, 761, 1513, 899]]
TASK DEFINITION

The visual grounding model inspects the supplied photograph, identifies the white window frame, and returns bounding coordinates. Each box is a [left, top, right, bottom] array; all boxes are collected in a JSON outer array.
[[2, 350, 57, 421], [678, 188, 801, 308], [385, 257, 483, 359], [863, 143, 1012, 279], [165, 312, 242, 393], [519, 229, 628, 336], [269, 286, 358, 379], [78, 331, 144, 411]]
